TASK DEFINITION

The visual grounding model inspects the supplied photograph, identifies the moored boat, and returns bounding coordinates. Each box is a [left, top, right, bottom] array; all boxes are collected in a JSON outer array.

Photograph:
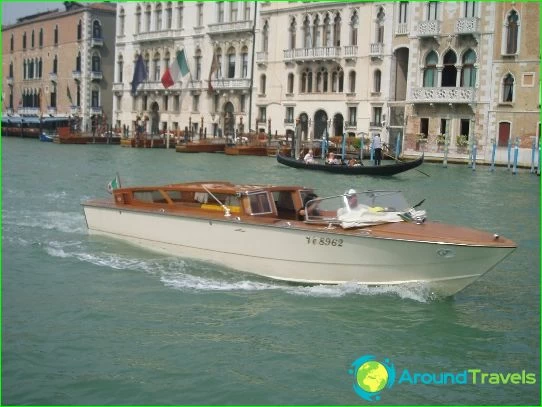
[[82, 181, 516, 298], [224, 144, 269, 156], [175, 140, 226, 153], [277, 152, 424, 176]]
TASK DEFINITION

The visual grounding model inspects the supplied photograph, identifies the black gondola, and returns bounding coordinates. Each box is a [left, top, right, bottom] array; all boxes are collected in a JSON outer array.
[[276, 152, 424, 176]]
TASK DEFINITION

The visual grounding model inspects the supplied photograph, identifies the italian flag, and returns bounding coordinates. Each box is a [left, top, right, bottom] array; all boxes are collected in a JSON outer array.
[[161, 49, 190, 88]]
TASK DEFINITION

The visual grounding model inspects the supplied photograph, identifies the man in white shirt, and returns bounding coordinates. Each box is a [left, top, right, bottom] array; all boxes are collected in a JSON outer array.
[[373, 133, 382, 166], [304, 149, 315, 164]]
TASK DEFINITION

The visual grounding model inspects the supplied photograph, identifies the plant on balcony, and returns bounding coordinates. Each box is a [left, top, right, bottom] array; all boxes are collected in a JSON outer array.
[[416, 133, 428, 142], [436, 134, 447, 145], [456, 134, 469, 147]]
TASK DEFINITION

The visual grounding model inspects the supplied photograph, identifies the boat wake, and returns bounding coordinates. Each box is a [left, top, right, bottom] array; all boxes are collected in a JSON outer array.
[[3, 210, 87, 234], [44, 243, 432, 302]]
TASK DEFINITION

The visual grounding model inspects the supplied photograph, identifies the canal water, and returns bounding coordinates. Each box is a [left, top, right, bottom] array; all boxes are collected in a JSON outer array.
[[2, 137, 540, 405]]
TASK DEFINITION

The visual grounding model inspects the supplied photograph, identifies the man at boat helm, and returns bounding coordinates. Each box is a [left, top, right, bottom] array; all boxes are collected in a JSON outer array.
[[337, 189, 363, 217]]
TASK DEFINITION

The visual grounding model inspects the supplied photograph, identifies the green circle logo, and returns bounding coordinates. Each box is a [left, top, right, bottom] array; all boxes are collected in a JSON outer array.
[[356, 361, 389, 393]]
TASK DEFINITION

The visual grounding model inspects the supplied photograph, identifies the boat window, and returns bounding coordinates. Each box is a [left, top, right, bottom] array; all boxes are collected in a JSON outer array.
[[194, 192, 208, 203], [273, 191, 295, 211], [248, 192, 273, 215], [133, 190, 168, 204]]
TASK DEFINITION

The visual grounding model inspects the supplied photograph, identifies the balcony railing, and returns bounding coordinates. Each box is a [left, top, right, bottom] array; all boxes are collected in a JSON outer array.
[[90, 106, 102, 115], [6, 76, 13, 85], [344, 45, 358, 59], [283, 46, 341, 62], [4, 108, 14, 115], [90, 71, 103, 80], [208, 20, 252, 35], [256, 52, 268, 63], [112, 83, 124, 92], [91, 36, 104, 47], [18, 107, 40, 115], [208, 78, 250, 91], [416, 20, 441, 38], [369, 121, 382, 127], [369, 43, 384, 57], [396, 22, 409, 35], [187, 80, 203, 90], [72, 70, 82, 80], [410, 87, 476, 104], [49, 73, 57, 82], [344, 121, 357, 129], [138, 81, 182, 92], [455, 17, 480, 35], [133, 29, 181, 43]]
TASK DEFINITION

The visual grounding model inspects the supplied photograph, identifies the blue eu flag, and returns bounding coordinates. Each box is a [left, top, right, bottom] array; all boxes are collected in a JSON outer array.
[[131, 55, 148, 95]]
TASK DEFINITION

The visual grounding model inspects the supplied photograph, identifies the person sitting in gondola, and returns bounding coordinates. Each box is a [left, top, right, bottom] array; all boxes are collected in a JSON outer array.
[[348, 158, 362, 167], [326, 152, 340, 165], [304, 149, 315, 164]]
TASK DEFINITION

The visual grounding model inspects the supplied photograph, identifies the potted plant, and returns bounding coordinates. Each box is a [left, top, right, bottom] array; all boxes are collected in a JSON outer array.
[[436, 134, 446, 151], [416, 133, 427, 151], [456, 134, 469, 153]]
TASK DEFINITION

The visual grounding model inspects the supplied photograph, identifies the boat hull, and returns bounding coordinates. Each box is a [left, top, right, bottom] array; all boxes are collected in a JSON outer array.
[[83, 205, 515, 297]]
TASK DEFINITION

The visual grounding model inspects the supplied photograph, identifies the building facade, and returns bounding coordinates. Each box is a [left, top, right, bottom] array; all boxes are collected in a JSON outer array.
[[113, 1, 259, 138], [2, 2, 116, 132]]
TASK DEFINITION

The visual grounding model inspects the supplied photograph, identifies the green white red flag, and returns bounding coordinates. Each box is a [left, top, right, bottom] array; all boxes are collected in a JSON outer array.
[[161, 50, 190, 88]]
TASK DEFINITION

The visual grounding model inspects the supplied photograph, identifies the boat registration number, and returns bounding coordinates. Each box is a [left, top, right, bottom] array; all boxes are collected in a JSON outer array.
[[306, 236, 343, 247]]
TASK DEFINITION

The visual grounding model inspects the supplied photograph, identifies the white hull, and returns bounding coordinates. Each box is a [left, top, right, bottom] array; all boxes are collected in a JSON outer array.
[[83, 206, 514, 297]]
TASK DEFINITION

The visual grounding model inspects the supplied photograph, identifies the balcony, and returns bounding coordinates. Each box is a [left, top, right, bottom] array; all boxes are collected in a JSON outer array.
[[49, 73, 57, 82], [47, 106, 57, 115], [208, 78, 250, 91], [344, 45, 358, 60], [369, 43, 384, 58], [416, 20, 441, 38], [396, 23, 409, 35], [90, 106, 102, 115], [72, 70, 82, 81], [6, 76, 13, 86], [112, 82, 124, 93], [70, 106, 81, 115], [90, 71, 103, 81], [344, 121, 357, 129], [138, 81, 182, 93], [133, 29, 180, 43], [455, 17, 480, 35], [410, 87, 476, 104], [283, 46, 341, 63], [4, 108, 14, 115], [187, 80, 203, 91], [91, 36, 104, 47], [208, 20, 252, 36], [18, 107, 40, 115], [256, 51, 268, 65]]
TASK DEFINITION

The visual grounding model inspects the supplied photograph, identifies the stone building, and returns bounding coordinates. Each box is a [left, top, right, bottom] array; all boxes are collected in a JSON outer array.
[[113, 1, 259, 138], [2, 2, 117, 132]]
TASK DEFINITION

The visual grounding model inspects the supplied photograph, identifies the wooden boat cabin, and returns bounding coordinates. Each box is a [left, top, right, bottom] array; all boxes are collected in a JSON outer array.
[[110, 181, 316, 222]]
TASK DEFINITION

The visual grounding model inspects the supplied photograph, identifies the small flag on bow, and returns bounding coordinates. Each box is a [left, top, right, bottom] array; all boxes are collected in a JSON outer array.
[[107, 174, 121, 194]]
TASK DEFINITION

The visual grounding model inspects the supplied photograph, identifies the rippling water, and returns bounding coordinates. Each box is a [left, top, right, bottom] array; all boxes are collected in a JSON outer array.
[[2, 138, 540, 405]]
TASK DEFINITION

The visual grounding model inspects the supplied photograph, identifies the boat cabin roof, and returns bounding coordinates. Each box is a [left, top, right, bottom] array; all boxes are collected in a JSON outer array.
[[118, 181, 309, 195]]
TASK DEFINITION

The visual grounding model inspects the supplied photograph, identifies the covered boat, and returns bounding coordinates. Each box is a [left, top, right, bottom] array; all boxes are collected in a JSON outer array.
[[277, 152, 424, 176], [82, 181, 516, 298]]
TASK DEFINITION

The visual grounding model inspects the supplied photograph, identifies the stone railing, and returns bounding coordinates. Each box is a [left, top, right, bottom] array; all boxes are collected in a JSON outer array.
[[343, 45, 358, 59], [256, 51, 268, 63], [370, 43, 384, 57], [90, 71, 103, 80], [90, 36, 104, 47], [455, 17, 479, 35], [283, 46, 341, 61], [396, 22, 409, 35], [416, 20, 441, 37], [208, 78, 250, 90], [133, 29, 180, 42], [208, 20, 252, 35], [72, 70, 82, 80], [411, 87, 476, 104]]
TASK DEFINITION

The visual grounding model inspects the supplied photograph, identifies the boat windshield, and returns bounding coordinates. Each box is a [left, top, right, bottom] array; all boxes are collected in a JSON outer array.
[[304, 190, 413, 226]]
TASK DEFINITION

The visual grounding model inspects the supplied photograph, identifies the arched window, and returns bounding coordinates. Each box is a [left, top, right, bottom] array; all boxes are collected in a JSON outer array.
[[53, 55, 58, 74], [92, 53, 101, 72], [376, 7, 385, 44], [323, 14, 331, 46], [135, 5, 142, 34], [423, 51, 438, 87], [153, 52, 161, 81], [301, 71, 307, 93], [505, 10, 519, 54], [54, 25, 58, 44], [427, 1, 438, 21], [39, 28, 43, 47], [262, 20, 269, 52], [145, 4, 152, 32], [165, 3, 172, 29], [31, 30, 35, 48], [93, 20, 102, 39], [177, 3, 184, 29], [217, 2, 225, 23], [349, 71, 356, 93], [77, 19, 82, 39], [9, 61, 13, 77], [241, 47, 248, 78], [10, 34, 14, 52], [307, 71, 313, 93], [194, 49, 201, 80], [76, 52, 81, 71], [117, 54, 123, 82], [23, 60, 27, 80], [230, 2, 238, 22], [374, 69, 381, 93], [441, 50, 457, 87], [333, 13, 341, 46], [23, 32, 27, 49], [260, 74, 266, 94], [502, 74, 514, 102], [119, 8, 125, 36], [312, 15, 320, 47], [460, 49, 476, 87], [287, 73, 294, 94], [163, 51, 170, 78], [38, 58, 42, 78], [350, 11, 358, 46], [91, 86, 100, 108], [303, 16, 311, 48], [155, 3, 163, 31], [144, 53, 150, 77], [289, 18, 297, 49]]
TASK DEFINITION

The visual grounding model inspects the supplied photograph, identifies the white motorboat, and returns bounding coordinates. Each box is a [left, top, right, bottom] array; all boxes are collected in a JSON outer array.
[[82, 181, 516, 297]]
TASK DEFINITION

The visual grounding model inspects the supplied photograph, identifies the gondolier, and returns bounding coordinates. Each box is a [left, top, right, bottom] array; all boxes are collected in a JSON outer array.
[[374, 133, 383, 166]]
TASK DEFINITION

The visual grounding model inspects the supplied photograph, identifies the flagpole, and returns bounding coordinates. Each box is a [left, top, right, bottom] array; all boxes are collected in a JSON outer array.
[[247, 0, 257, 135]]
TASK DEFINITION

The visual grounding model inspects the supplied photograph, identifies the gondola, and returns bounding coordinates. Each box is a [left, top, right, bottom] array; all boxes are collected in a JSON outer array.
[[276, 152, 424, 176]]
